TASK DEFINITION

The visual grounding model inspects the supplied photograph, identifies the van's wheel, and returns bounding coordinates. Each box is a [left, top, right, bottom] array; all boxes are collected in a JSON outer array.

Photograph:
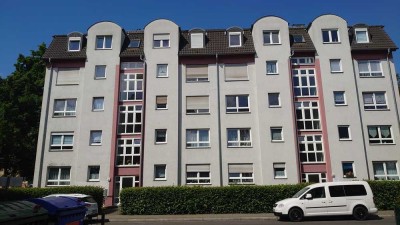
[[288, 207, 304, 222], [353, 205, 368, 220]]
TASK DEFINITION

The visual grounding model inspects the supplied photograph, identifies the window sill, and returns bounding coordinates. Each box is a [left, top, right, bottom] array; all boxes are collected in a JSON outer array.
[[95, 48, 113, 50], [369, 143, 396, 146], [186, 113, 211, 115], [94, 77, 106, 80], [156, 76, 169, 78], [55, 83, 79, 86], [359, 75, 385, 78], [322, 42, 341, 44], [266, 73, 279, 75], [116, 165, 140, 167], [343, 176, 357, 179], [186, 147, 211, 149], [269, 106, 282, 108], [154, 178, 167, 181], [92, 109, 104, 112], [90, 144, 102, 146], [87, 180, 100, 182], [186, 183, 212, 186], [335, 104, 348, 107], [331, 71, 343, 74], [186, 80, 210, 83], [271, 140, 284, 143], [155, 142, 167, 145], [339, 139, 352, 141], [49, 149, 73, 152], [52, 115, 77, 118], [263, 43, 281, 46], [364, 108, 390, 111], [301, 162, 326, 164], [156, 108, 168, 110], [153, 47, 171, 49], [274, 177, 287, 179], [227, 146, 253, 148], [225, 79, 249, 82], [226, 111, 251, 114]]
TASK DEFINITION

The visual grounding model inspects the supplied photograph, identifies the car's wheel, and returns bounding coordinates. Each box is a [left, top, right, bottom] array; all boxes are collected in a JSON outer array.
[[353, 205, 368, 220], [288, 207, 304, 222]]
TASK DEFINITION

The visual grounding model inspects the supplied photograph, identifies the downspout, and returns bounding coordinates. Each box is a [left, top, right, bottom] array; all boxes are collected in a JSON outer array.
[[37, 58, 54, 187], [386, 48, 400, 134], [216, 53, 223, 186], [139, 54, 146, 187], [351, 55, 370, 179], [177, 58, 182, 186]]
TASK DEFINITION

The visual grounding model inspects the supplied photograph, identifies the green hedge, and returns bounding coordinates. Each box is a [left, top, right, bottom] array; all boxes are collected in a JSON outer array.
[[121, 181, 400, 215], [0, 186, 104, 211]]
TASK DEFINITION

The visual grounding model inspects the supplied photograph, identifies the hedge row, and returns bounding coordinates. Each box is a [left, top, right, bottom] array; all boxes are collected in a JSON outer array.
[[121, 181, 400, 215], [0, 186, 104, 211]]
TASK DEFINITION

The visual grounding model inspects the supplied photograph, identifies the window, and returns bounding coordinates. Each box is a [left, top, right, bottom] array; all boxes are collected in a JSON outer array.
[[303, 187, 326, 199], [154, 165, 166, 180], [90, 130, 102, 145], [291, 57, 314, 65], [271, 127, 283, 142], [191, 33, 204, 48], [355, 28, 369, 43], [330, 59, 342, 73], [268, 93, 280, 107], [50, 133, 73, 151], [186, 129, 210, 148], [118, 105, 142, 134], [116, 139, 141, 166], [95, 65, 106, 79], [224, 64, 248, 81], [54, 99, 76, 117], [128, 39, 140, 48], [368, 125, 394, 144], [301, 173, 327, 183], [47, 167, 70, 186], [338, 125, 351, 140], [96, 35, 112, 49], [299, 135, 324, 163], [342, 162, 355, 178], [343, 185, 367, 196], [373, 161, 399, 180], [358, 60, 383, 77], [266, 61, 278, 75], [186, 96, 209, 114], [92, 97, 104, 111], [333, 91, 346, 105], [120, 73, 143, 101], [274, 163, 286, 179], [186, 164, 210, 184], [157, 64, 168, 78], [292, 35, 304, 43], [56, 68, 79, 85], [186, 65, 208, 82], [120, 62, 144, 70], [295, 101, 321, 130], [153, 34, 170, 48], [322, 29, 340, 43], [328, 186, 345, 197], [362, 92, 387, 110], [263, 31, 280, 44], [229, 32, 241, 47], [226, 95, 249, 113], [293, 69, 317, 97], [228, 164, 254, 184], [155, 129, 167, 144], [227, 128, 251, 147], [68, 38, 81, 51], [156, 96, 168, 109], [114, 176, 140, 204], [88, 166, 100, 182]]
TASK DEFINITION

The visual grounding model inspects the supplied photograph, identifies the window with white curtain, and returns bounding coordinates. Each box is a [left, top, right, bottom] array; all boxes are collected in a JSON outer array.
[[333, 91, 346, 105], [362, 92, 387, 110], [271, 127, 283, 142], [368, 125, 394, 144], [266, 61, 278, 74], [92, 97, 104, 111], [90, 130, 102, 145], [88, 166, 100, 182], [358, 60, 383, 77], [228, 164, 254, 184], [227, 128, 251, 147], [157, 64, 168, 77], [273, 163, 286, 179], [292, 69, 317, 97], [154, 165, 166, 180], [330, 59, 342, 73], [186, 129, 210, 148], [299, 135, 324, 163], [50, 133, 73, 151], [47, 167, 70, 186], [373, 161, 399, 180], [54, 99, 77, 117]]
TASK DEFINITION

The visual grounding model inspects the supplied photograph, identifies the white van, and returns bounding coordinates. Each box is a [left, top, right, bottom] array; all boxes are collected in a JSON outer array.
[[273, 181, 377, 222]]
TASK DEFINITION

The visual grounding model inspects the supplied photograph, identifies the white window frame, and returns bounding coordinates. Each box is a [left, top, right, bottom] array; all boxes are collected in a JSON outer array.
[[46, 167, 71, 186], [155, 129, 167, 144], [186, 129, 210, 148], [68, 37, 81, 51], [154, 164, 167, 181], [120, 62, 144, 70], [358, 60, 383, 77], [129, 39, 141, 48], [156, 64, 168, 78], [186, 65, 209, 82], [273, 163, 287, 179], [118, 105, 142, 134], [291, 57, 314, 65], [322, 29, 340, 43], [368, 125, 394, 144], [227, 128, 252, 147], [266, 61, 278, 75], [299, 135, 324, 163], [120, 73, 143, 101], [156, 96, 168, 110], [90, 130, 102, 146], [338, 125, 351, 141], [268, 93, 280, 108], [186, 96, 210, 114], [96, 35, 112, 49], [92, 97, 104, 111], [87, 166, 100, 182], [114, 176, 140, 204], [53, 99, 77, 117], [116, 138, 141, 166], [186, 165, 211, 185], [342, 162, 356, 178], [373, 161, 399, 180], [229, 32, 242, 47], [355, 28, 369, 43], [190, 33, 204, 48], [153, 34, 170, 48], [228, 172, 254, 184], [295, 101, 321, 131], [301, 173, 327, 183], [292, 35, 305, 43], [333, 91, 347, 106], [226, 95, 250, 113], [95, 65, 106, 79], [263, 30, 280, 44], [330, 59, 342, 73], [271, 127, 283, 142], [293, 69, 317, 97], [362, 92, 387, 110], [50, 133, 74, 151]]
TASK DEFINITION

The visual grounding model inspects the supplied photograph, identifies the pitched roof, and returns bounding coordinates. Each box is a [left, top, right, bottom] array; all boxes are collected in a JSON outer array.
[[42, 35, 87, 59], [119, 31, 145, 57], [289, 27, 315, 52], [350, 25, 397, 50], [179, 29, 255, 56]]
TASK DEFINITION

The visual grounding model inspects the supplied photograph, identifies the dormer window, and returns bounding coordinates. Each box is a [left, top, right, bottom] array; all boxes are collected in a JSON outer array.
[[229, 32, 241, 47], [129, 39, 140, 48], [293, 35, 305, 43], [190, 33, 204, 48], [355, 28, 369, 43], [68, 37, 81, 51]]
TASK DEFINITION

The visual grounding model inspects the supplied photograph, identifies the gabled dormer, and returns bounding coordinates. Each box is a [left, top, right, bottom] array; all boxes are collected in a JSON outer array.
[[189, 28, 205, 48], [226, 27, 243, 47], [67, 32, 83, 52], [354, 25, 369, 43]]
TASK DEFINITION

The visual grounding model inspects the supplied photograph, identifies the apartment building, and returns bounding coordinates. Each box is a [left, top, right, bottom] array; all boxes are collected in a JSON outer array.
[[33, 15, 400, 206]]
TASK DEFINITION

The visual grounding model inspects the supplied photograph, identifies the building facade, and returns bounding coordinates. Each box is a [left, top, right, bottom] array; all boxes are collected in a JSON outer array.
[[33, 15, 400, 206]]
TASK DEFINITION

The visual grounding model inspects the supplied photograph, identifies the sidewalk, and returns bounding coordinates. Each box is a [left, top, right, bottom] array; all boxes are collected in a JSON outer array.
[[103, 208, 395, 222]]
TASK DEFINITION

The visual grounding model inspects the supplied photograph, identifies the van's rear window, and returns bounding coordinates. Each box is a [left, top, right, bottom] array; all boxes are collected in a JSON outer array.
[[329, 185, 367, 197]]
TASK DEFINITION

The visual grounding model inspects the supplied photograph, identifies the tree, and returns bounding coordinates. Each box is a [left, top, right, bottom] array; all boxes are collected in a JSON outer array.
[[0, 43, 46, 180]]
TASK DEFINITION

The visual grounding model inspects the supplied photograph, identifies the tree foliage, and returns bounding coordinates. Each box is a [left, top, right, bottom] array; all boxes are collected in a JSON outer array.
[[0, 43, 46, 180]]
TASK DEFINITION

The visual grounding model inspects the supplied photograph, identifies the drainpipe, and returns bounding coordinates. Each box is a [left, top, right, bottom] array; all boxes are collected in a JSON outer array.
[[386, 48, 400, 134], [216, 53, 223, 186], [351, 56, 370, 180], [139, 54, 146, 187], [37, 58, 54, 187]]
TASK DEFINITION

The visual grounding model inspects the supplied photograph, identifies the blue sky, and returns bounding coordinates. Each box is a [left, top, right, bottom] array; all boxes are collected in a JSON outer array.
[[1, 0, 399, 77]]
